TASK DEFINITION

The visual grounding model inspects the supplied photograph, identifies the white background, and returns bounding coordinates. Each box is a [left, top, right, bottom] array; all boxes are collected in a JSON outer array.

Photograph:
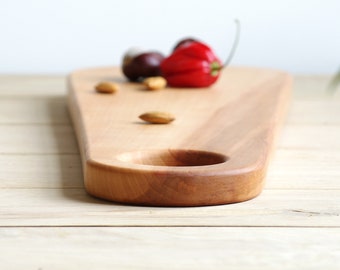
[[0, 0, 339, 74]]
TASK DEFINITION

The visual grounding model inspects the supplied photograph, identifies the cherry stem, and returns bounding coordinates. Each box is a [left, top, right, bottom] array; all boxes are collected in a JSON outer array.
[[223, 19, 241, 68]]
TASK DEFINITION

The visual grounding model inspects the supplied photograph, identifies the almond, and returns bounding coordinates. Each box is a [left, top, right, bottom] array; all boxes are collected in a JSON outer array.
[[95, 82, 119, 94], [143, 76, 167, 91], [139, 111, 175, 124]]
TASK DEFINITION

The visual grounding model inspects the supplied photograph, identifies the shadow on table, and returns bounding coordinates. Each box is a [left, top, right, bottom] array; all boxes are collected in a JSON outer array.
[[47, 95, 112, 205]]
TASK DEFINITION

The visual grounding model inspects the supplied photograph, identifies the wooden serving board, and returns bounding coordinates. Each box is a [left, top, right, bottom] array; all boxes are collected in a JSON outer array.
[[68, 66, 292, 206]]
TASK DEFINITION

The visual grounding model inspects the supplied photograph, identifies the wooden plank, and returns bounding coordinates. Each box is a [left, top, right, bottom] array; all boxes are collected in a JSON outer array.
[[278, 125, 340, 149], [0, 148, 339, 190], [0, 75, 66, 97], [0, 125, 79, 154], [1, 227, 340, 269], [0, 97, 70, 124], [266, 149, 340, 189], [287, 100, 340, 125], [1, 189, 339, 227], [0, 154, 82, 188], [292, 75, 339, 99]]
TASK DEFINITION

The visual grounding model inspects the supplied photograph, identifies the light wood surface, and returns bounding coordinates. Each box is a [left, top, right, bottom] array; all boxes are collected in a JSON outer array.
[[0, 73, 339, 269], [68, 67, 291, 206], [1, 227, 340, 270]]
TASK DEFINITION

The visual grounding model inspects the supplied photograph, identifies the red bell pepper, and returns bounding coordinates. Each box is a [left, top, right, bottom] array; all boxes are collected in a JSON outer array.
[[161, 20, 240, 88], [160, 41, 222, 88]]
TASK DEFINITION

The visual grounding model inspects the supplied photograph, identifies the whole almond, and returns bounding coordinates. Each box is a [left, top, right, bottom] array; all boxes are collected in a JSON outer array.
[[139, 111, 175, 124], [143, 76, 167, 91], [95, 82, 119, 94]]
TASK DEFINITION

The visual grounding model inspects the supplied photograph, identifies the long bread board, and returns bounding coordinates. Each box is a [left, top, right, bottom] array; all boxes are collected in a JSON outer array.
[[68, 66, 292, 206]]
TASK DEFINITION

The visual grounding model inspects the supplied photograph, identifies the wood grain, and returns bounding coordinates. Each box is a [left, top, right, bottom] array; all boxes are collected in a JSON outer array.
[[0, 97, 70, 124], [0, 74, 339, 269], [0, 154, 82, 188], [2, 188, 339, 227], [0, 75, 66, 96], [1, 227, 340, 270], [68, 67, 292, 206]]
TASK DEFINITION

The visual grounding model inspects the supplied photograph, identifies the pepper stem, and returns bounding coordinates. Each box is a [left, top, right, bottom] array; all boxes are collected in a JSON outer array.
[[223, 19, 241, 68], [211, 61, 221, 76]]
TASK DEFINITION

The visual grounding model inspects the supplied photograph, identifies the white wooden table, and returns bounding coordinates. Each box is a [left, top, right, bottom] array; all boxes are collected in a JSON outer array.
[[0, 74, 339, 269]]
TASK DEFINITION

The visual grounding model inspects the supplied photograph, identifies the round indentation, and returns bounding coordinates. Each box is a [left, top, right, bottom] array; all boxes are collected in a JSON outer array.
[[116, 149, 228, 167]]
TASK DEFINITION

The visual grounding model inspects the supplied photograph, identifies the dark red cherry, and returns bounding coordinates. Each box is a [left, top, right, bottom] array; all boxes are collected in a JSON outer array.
[[122, 51, 165, 82]]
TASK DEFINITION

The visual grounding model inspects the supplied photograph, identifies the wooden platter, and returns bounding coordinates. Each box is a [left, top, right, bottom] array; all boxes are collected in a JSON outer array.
[[67, 66, 292, 206]]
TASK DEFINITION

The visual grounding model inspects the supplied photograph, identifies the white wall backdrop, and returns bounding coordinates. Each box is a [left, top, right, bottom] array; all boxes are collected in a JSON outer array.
[[0, 0, 339, 74]]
